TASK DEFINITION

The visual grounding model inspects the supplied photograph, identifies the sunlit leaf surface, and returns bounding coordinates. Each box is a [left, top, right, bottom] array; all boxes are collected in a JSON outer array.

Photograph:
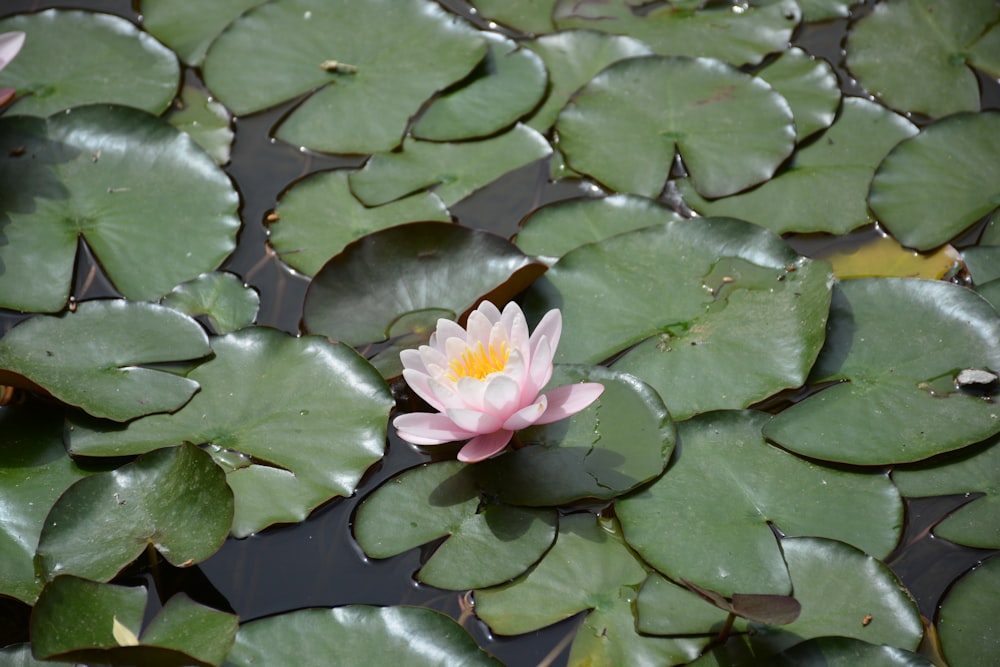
[[846, 0, 999, 117], [140, 0, 266, 66], [166, 85, 234, 165], [555, 55, 795, 198], [0, 105, 240, 312], [35, 444, 233, 583], [0, 9, 178, 116], [869, 111, 1000, 251], [203, 0, 486, 153], [765, 279, 1000, 464], [0, 301, 210, 421], [224, 606, 503, 667], [618, 412, 902, 596], [269, 170, 450, 277], [411, 33, 547, 141], [553, 0, 801, 67], [680, 97, 917, 235], [66, 328, 393, 537], [527, 218, 832, 420], [160, 272, 259, 335], [755, 46, 840, 142]]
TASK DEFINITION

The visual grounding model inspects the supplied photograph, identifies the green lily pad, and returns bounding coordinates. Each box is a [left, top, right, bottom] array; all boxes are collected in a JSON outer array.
[[567, 586, 709, 667], [617, 411, 902, 596], [302, 222, 545, 378], [869, 111, 1000, 251], [516, 193, 685, 260], [166, 85, 234, 166], [937, 556, 1000, 667], [0, 9, 179, 117], [846, 0, 1000, 117], [66, 328, 394, 537], [349, 123, 552, 207], [679, 97, 918, 236], [468, 0, 557, 34], [353, 461, 557, 590], [0, 401, 100, 604], [554, 55, 795, 199], [748, 537, 923, 655], [754, 47, 841, 142], [764, 279, 1000, 465], [0, 104, 241, 313], [203, 0, 486, 154], [770, 638, 933, 667], [525, 218, 832, 420], [35, 444, 232, 583], [975, 278, 1000, 311], [963, 246, 1000, 286], [269, 169, 450, 277], [552, 0, 801, 67], [474, 513, 710, 663], [471, 365, 673, 506], [892, 435, 1000, 549], [635, 574, 737, 636], [223, 606, 503, 667], [411, 33, 547, 141], [140, 0, 267, 66], [523, 29, 652, 133], [0, 300, 210, 422], [798, 0, 863, 22], [160, 272, 259, 335], [32, 577, 237, 667]]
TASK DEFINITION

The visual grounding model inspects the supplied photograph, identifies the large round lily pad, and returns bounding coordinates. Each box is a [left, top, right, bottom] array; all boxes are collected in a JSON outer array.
[[35, 444, 233, 584], [66, 327, 394, 537], [302, 222, 545, 377], [203, 0, 486, 154], [0, 9, 179, 117], [617, 411, 903, 597], [224, 606, 503, 667], [0, 104, 240, 313], [554, 55, 795, 199], [680, 97, 918, 236], [764, 278, 1000, 465], [869, 111, 1000, 251], [525, 218, 832, 420], [354, 461, 557, 590], [846, 0, 1000, 117], [0, 300, 211, 422]]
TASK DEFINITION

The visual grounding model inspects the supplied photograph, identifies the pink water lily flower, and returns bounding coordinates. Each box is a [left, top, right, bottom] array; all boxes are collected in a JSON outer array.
[[394, 301, 604, 463], [0, 32, 25, 107]]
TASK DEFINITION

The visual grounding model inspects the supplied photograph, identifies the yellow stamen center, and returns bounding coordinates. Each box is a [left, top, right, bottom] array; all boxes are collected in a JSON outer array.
[[448, 341, 509, 381]]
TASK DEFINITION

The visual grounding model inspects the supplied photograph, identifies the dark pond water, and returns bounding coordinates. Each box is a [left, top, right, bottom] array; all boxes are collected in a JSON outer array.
[[1, 1, 999, 665]]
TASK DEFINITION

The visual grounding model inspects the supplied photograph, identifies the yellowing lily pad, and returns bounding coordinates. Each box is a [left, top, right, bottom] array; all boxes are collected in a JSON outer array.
[[815, 233, 961, 279]]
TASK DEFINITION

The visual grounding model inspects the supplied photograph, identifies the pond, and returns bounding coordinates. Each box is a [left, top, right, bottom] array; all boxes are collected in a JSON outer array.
[[1, 0, 999, 665]]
